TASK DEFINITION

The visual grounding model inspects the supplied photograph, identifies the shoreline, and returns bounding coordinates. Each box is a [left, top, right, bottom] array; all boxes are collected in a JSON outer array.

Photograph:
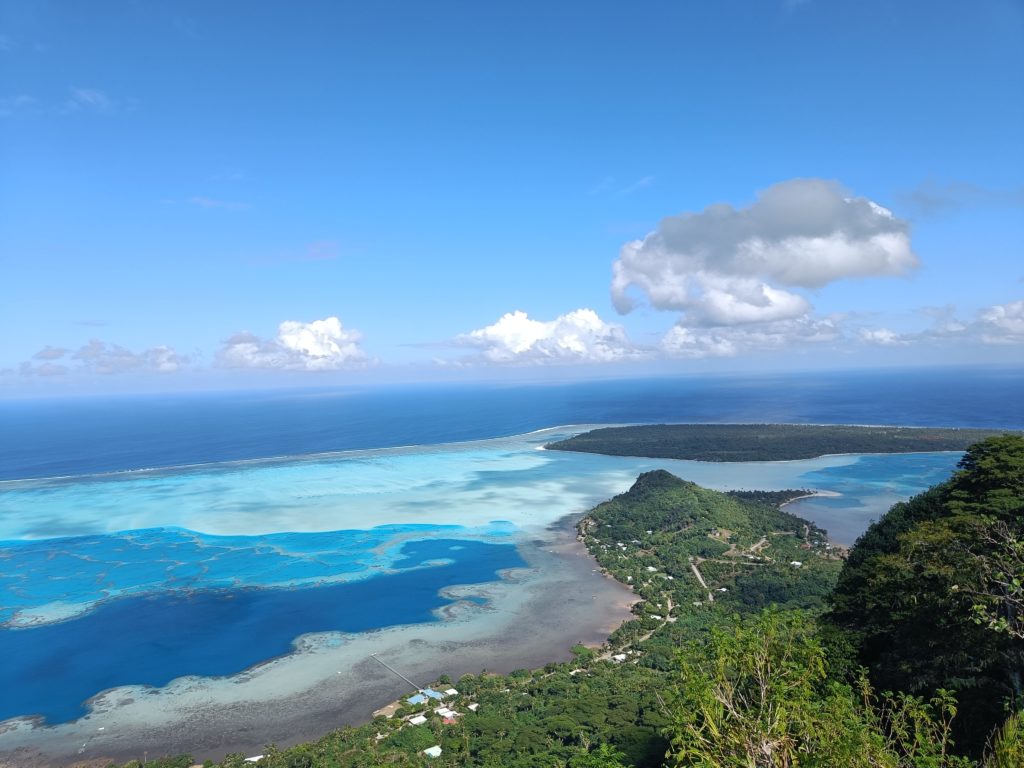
[[0, 515, 637, 767], [780, 490, 843, 506]]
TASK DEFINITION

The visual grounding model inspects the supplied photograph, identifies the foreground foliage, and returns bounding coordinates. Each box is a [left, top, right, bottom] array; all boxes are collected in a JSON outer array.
[[827, 434, 1024, 754]]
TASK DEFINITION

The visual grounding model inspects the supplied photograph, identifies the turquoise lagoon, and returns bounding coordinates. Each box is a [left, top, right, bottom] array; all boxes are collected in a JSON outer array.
[[0, 426, 963, 726]]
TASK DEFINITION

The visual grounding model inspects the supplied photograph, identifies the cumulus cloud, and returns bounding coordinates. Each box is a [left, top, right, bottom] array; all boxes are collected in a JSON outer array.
[[611, 178, 918, 327], [661, 315, 842, 358], [217, 316, 369, 371], [456, 309, 644, 365], [16, 340, 188, 376]]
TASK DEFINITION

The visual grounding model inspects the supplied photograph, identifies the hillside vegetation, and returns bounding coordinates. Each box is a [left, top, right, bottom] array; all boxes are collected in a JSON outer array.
[[113, 435, 1024, 768], [546, 423, 1008, 462]]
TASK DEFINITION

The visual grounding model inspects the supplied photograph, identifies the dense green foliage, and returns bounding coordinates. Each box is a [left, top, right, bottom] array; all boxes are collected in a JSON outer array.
[[108, 436, 1023, 768], [546, 424, 1008, 462], [826, 435, 1024, 755]]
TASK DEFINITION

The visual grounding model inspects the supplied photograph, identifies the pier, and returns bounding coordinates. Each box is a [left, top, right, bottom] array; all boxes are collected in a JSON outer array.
[[369, 653, 422, 692]]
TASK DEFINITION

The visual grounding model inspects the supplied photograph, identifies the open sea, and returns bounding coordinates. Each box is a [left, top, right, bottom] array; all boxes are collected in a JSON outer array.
[[1, 368, 1021, 730]]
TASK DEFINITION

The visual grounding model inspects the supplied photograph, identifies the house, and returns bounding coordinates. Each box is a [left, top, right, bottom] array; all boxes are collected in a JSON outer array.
[[790, 561, 803, 568], [467, 702, 480, 711], [408, 714, 428, 725], [443, 688, 459, 696], [244, 757, 264, 764], [611, 653, 627, 662], [423, 745, 442, 758], [443, 717, 458, 725], [408, 688, 444, 704]]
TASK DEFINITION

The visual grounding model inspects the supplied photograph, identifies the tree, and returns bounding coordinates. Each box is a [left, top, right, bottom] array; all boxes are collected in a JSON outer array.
[[826, 435, 1024, 757], [569, 743, 629, 767], [667, 609, 892, 767]]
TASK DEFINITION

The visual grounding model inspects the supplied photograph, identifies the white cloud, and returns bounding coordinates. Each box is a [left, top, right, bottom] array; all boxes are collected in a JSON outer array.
[[853, 301, 1024, 349], [73, 340, 189, 374], [16, 340, 189, 376], [217, 316, 369, 371], [978, 300, 1024, 343], [662, 315, 842, 358], [456, 309, 644, 365], [660, 327, 737, 359], [611, 178, 918, 326], [858, 327, 906, 346]]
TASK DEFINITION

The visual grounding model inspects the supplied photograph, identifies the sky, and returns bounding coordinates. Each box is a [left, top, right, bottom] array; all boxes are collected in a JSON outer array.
[[1, 0, 1022, 395]]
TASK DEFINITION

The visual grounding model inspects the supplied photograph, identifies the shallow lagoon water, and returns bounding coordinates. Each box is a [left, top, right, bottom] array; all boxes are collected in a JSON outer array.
[[0, 538, 524, 724], [0, 426, 963, 751]]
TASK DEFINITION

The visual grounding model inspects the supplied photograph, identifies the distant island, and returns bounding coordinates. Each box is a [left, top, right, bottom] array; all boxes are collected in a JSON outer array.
[[545, 423, 1011, 462]]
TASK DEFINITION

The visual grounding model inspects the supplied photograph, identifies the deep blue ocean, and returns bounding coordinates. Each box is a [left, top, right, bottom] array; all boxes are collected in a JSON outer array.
[[2, 367, 1021, 482], [1, 368, 1021, 728]]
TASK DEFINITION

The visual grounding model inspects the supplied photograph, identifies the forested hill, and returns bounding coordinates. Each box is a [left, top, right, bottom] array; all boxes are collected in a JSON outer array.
[[546, 423, 1010, 462], [581, 471, 842, 631]]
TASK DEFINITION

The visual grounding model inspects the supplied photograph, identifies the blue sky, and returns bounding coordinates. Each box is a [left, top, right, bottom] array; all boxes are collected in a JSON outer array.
[[1, 0, 1022, 394]]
